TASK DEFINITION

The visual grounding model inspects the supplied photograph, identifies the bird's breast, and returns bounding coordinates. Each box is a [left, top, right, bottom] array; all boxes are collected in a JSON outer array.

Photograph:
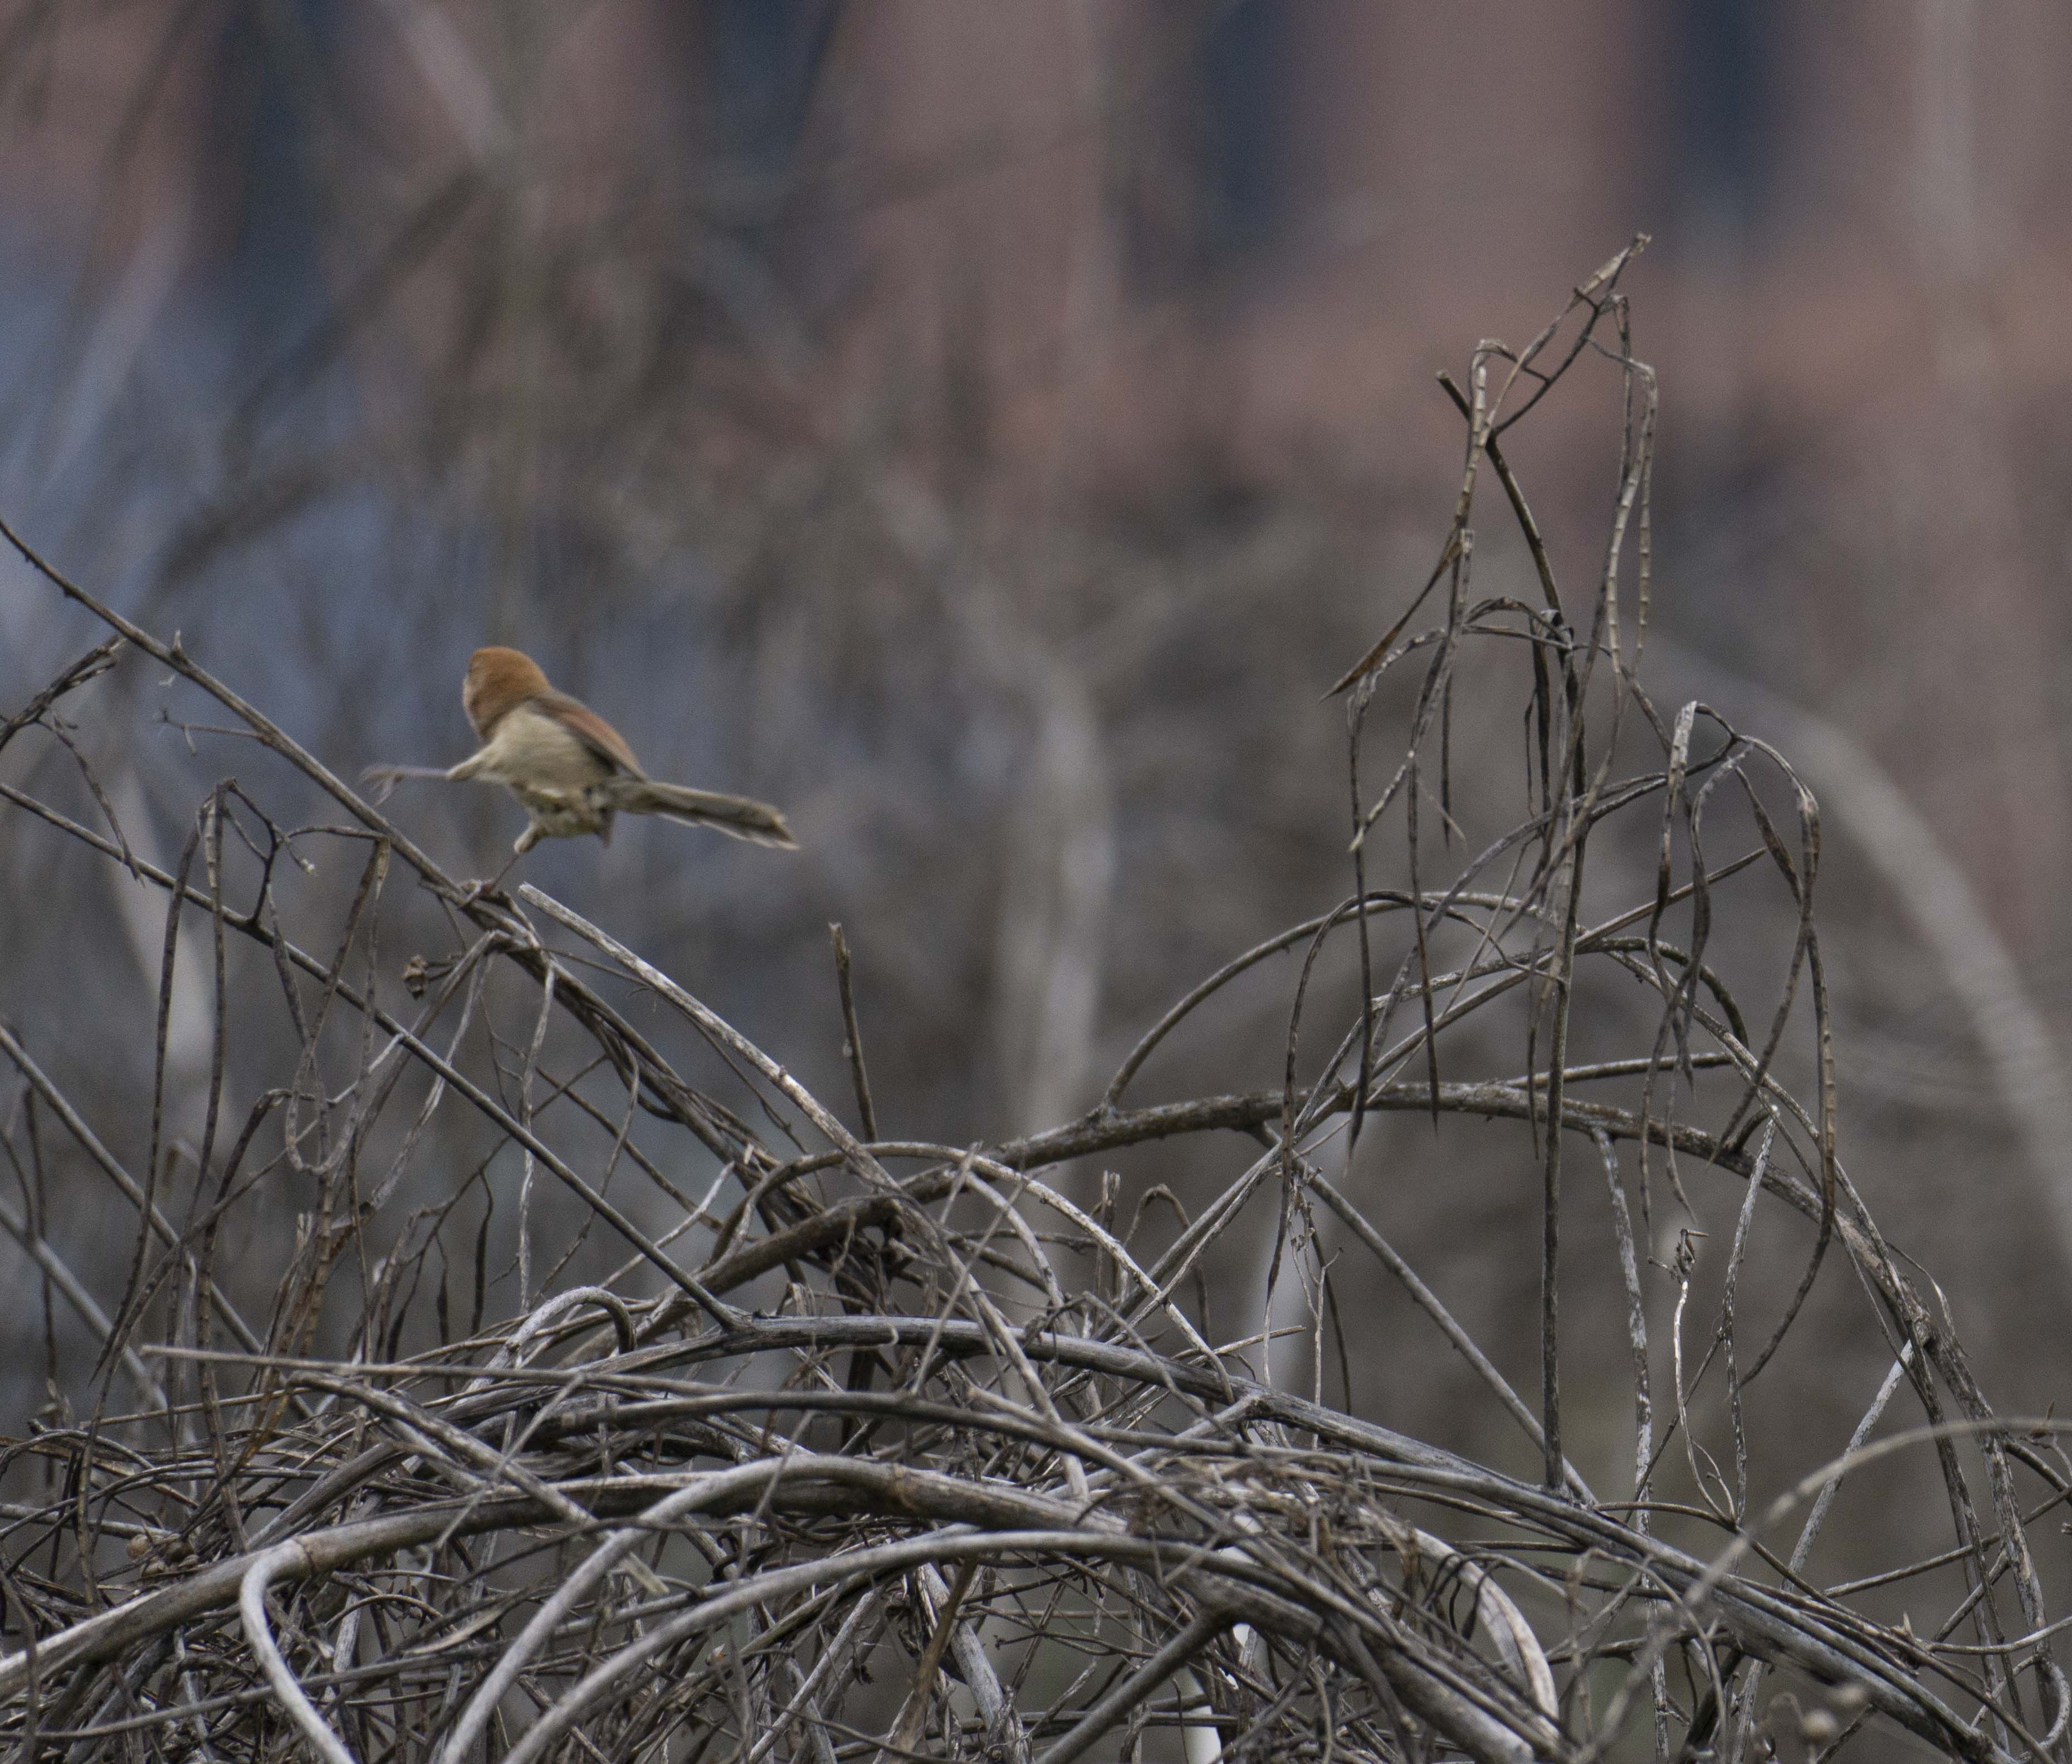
[[475, 704, 615, 794], [473, 704, 618, 838]]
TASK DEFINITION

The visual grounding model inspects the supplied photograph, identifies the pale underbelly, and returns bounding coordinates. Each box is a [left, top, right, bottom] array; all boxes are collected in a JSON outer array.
[[514, 785, 610, 838]]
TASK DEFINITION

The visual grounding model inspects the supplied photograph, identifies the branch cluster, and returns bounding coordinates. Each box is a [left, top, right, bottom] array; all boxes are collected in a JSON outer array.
[[0, 248, 2062, 1763]]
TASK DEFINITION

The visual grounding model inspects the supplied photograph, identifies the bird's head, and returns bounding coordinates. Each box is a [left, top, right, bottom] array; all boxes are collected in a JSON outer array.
[[463, 647, 551, 740]]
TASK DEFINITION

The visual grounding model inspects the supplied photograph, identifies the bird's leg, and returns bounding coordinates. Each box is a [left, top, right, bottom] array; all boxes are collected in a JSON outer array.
[[360, 763, 454, 804], [457, 854, 520, 908], [457, 823, 539, 907]]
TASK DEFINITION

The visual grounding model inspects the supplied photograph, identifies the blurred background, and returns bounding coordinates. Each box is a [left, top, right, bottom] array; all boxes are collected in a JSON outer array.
[[3, 0, 2072, 1610]]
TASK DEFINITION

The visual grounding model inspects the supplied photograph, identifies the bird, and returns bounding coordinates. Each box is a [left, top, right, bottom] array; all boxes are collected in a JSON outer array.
[[364, 647, 796, 883]]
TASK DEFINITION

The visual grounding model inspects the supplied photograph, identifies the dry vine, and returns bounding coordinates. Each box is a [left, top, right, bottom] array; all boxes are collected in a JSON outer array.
[[0, 243, 2065, 1763]]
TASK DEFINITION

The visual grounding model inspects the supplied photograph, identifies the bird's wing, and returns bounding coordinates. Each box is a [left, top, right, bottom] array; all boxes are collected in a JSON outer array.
[[534, 689, 645, 777]]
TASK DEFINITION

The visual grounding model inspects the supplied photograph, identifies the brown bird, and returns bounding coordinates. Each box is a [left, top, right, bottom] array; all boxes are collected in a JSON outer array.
[[365, 647, 796, 876]]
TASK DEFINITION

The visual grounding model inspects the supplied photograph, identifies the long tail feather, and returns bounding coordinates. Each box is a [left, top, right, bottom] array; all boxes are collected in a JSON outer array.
[[609, 778, 798, 848]]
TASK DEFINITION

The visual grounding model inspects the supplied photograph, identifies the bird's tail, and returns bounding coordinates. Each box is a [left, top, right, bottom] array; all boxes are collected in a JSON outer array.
[[609, 778, 798, 849]]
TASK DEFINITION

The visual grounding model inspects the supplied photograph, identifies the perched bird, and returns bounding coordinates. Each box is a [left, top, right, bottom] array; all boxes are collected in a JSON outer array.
[[365, 647, 796, 874]]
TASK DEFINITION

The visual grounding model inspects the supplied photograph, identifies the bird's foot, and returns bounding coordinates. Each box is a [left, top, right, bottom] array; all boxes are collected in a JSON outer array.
[[455, 877, 515, 911], [455, 849, 526, 910]]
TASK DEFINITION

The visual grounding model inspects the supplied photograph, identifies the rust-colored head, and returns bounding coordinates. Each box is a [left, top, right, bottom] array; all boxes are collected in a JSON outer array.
[[463, 647, 551, 740]]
